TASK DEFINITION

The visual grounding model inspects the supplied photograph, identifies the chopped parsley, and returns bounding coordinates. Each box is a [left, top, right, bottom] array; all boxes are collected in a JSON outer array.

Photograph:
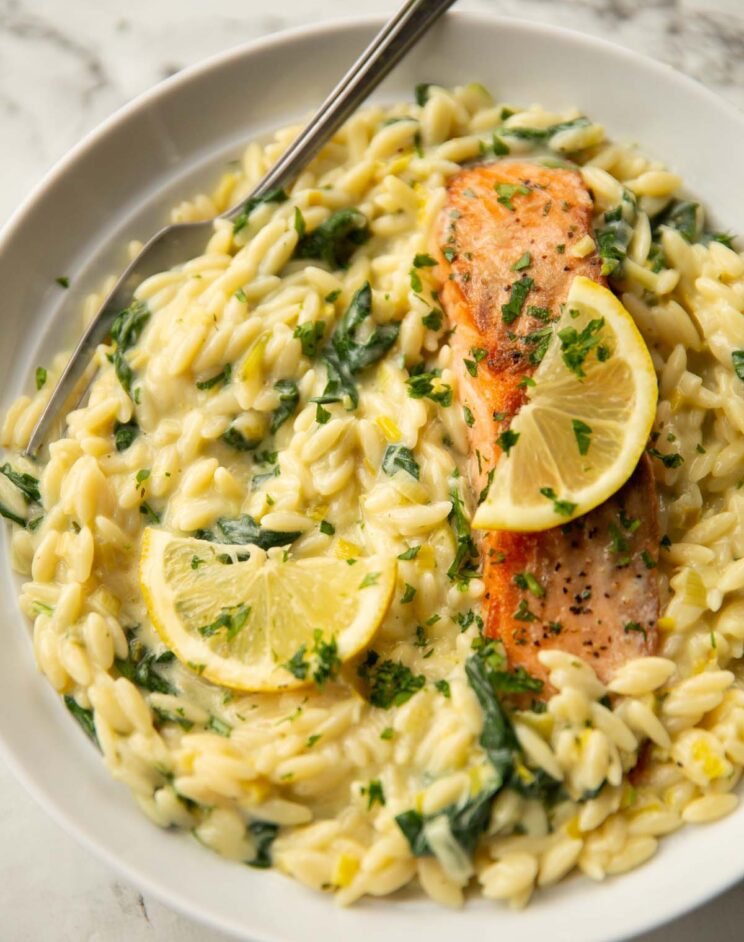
[[397, 545, 420, 561], [406, 364, 453, 407], [496, 429, 520, 455], [511, 251, 532, 271], [35, 367, 47, 390], [434, 679, 451, 698], [494, 182, 530, 211], [361, 655, 426, 709], [359, 571, 381, 589], [197, 603, 250, 640], [284, 630, 341, 687], [572, 419, 592, 455], [401, 583, 416, 604], [362, 779, 386, 809], [539, 486, 577, 517], [624, 621, 647, 640], [413, 253, 437, 268], [501, 276, 534, 324], [319, 519, 335, 536], [513, 571, 545, 598], [463, 405, 475, 427], [649, 448, 684, 469], [558, 318, 605, 378]]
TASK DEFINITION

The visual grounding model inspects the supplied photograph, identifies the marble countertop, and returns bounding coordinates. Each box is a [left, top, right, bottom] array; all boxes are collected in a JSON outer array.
[[2, 0, 744, 938]]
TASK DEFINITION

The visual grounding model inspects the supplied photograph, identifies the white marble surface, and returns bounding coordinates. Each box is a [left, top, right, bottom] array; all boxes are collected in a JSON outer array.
[[3, 0, 744, 938]]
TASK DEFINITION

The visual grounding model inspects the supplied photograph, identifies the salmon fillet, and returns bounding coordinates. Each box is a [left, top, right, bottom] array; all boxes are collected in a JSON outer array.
[[435, 161, 659, 686]]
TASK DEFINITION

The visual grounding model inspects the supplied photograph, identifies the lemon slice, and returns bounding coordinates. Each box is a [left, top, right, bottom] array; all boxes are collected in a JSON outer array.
[[473, 276, 657, 532], [139, 528, 395, 691]]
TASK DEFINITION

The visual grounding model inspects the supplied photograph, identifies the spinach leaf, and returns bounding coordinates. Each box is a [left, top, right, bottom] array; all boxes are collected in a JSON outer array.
[[114, 629, 176, 695], [0, 464, 40, 503], [248, 820, 280, 869], [109, 299, 151, 395], [653, 199, 702, 244], [466, 651, 562, 802], [396, 785, 497, 858], [113, 419, 139, 451], [63, 695, 99, 747], [294, 208, 371, 269], [221, 426, 261, 451], [316, 283, 399, 409], [232, 187, 288, 235], [271, 379, 300, 433], [195, 514, 300, 550], [595, 192, 637, 277], [501, 116, 589, 142], [447, 485, 479, 586], [381, 444, 420, 480]]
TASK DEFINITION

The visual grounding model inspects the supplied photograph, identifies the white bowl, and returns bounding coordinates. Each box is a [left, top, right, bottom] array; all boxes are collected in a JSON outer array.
[[1, 13, 743, 942]]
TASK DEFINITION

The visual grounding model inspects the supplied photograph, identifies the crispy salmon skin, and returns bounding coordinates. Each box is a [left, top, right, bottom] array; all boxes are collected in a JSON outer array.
[[435, 161, 659, 686]]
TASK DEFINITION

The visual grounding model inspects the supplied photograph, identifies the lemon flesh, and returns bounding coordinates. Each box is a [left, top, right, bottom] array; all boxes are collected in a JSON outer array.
[[139, 528, 395, 691], [473, 277, 657, 532]]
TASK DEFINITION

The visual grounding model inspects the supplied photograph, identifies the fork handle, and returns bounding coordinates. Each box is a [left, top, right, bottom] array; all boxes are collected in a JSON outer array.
[[226, 0, 457, 211]]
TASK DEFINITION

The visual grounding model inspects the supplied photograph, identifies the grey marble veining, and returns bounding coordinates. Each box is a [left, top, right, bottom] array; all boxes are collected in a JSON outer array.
[[2, 0, 744, 939]]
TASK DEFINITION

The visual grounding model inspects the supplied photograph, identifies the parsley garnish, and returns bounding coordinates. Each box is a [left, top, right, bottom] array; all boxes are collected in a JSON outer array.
[[649, 448, 684, 469], [413, 253, 437, 268], [624, 621, 647, 640], [363, 658, 425, 709], [359, 571, 381, 589], [197, 603, 250, 641], [496, 429, 519, 455], [401, 583, 416, 604], [362, 779, 386, 809], [558, 318, 605, 378], [434, 679, 451, 698], [284, 630, 341, 686], [494, 182, 530, 211], [319, 519, 335, 536], [539, 486, 577, 517], [35, 367, 47, 390], [572, 419, 592, 455], [501, 276, 534, 324], [406, 364, 453, 406], [511, 252, 532, 271], [397, 545, 420, 561]]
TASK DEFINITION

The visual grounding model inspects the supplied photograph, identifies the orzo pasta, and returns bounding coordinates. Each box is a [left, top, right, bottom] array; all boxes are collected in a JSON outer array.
[[3, 82, 744, 909]]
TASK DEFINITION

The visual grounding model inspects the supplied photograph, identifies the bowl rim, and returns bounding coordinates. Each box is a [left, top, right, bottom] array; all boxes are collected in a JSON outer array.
[[2, 11, 744, 942]]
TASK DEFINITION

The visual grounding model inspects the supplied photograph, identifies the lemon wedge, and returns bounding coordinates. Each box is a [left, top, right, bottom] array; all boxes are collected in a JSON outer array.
[[139, 528, 395, 691], [473, 277, 657, 532]]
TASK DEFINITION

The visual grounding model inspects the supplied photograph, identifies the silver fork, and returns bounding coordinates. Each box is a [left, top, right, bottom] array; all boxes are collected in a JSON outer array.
[[25, 0, 456, 456]]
